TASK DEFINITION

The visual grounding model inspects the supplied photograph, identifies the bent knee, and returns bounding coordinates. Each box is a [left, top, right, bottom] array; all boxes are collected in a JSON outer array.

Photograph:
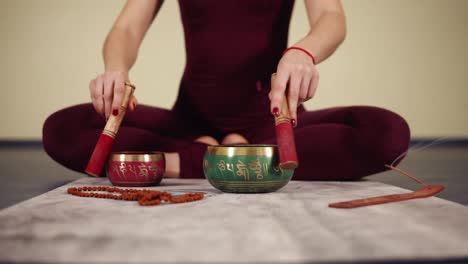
[[194, 136, 219, 146], [43, 114, 73, 165], [221, 133, 249, 145], [43, 111, 63, 159], [366, 108, 410, 167], [42, 104, 95, 164]]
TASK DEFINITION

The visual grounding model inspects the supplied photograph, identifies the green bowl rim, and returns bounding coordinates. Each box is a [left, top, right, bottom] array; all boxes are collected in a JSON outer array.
[[206, 144, 278, 156]]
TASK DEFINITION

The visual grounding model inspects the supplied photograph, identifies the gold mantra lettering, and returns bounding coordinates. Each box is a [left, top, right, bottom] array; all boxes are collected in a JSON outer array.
[[273, 165, 282, 173], [217, 160, 226, 176], [119, 162, 127, 174], [236, 160, 249, 180], [215, 159, 282, 180], [248, 159, 263, 180], [118, 162, 160, 178], [147, 162, 159, 173], [138, 164, 148, 177]]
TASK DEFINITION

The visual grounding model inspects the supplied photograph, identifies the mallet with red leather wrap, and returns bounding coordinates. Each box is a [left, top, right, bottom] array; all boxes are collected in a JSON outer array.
[[271, 73, 299, 170], [85, 82, 136, 177]]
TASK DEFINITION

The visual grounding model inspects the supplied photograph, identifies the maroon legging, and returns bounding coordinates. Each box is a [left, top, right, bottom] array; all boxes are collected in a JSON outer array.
[[42, 103, 409, 180], [42, 0, 410, 180]]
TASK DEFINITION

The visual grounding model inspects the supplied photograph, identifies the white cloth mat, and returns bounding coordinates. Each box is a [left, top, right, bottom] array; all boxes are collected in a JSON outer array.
[[0, 177, 467, 263]]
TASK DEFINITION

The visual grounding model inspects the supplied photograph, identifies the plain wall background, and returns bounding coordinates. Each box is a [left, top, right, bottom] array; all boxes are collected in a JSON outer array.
[[0, 0, 467, 139]]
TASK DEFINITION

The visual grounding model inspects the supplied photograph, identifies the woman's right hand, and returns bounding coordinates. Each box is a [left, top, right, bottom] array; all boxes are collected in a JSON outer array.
[[89, 71, 138, 119]]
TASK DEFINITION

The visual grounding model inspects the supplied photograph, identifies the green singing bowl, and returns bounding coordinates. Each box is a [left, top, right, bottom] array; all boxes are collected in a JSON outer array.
[[203, 144, 294, 193]]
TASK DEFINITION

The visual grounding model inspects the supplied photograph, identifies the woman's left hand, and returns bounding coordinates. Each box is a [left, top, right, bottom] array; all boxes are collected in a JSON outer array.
[[269, 48, 319, 127]]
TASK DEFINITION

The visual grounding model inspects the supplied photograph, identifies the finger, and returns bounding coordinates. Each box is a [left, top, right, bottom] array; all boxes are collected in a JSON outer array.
[[288, 73, 301, 127], [270, 69, 289, 116], [129, 96, 138, 111], [112, 74, 125, 116], [307, 72, 319, 100], [89, 79, 99, 113], [94, 76, 105, 117], [103, 74, 114, 119], [299, 74, 312, 104]]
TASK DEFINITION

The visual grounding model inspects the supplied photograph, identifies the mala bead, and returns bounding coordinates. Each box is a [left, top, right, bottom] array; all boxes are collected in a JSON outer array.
[[67, 186, 204, 206]]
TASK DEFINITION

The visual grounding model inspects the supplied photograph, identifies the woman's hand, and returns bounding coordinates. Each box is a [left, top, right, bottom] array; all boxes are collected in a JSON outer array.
[[269, 48, 319, 127], [89, 71, 138, 119]]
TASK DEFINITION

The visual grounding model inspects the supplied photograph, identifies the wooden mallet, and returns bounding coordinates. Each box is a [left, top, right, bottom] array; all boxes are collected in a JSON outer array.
[[85, 82, 136, 177], [271, 73, 299, 170]]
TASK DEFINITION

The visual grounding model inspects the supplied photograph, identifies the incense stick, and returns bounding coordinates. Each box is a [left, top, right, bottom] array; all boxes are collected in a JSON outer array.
[[384, 164, 427, 186]]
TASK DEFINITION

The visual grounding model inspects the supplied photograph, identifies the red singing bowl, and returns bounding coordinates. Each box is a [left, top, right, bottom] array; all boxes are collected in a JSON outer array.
[[106, 151, 165, 187]]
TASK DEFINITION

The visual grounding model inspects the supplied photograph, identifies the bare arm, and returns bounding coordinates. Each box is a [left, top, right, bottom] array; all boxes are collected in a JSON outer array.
[[294, 0, 346, 64], [270, 0, 346, 125], [103, 0, 163, 71], [90, 0, 164, 119]]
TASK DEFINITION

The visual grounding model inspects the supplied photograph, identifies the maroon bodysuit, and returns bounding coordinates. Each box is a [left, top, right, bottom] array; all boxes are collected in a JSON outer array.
[[43, 0, 410, 180]]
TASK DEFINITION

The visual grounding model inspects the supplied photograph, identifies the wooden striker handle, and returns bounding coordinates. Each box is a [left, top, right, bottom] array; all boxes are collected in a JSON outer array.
[[102, 83, 135, 138]]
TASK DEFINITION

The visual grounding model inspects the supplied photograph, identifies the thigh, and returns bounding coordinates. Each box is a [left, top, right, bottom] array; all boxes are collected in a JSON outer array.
[[239, 106, 349, 143], [45, 103, 209, 141], [243, 106, 410, 181], [123, 104, 207, 141], [295, 106, 356, 128], [243, 105, 404, 142], [43, 104, 211, 174]]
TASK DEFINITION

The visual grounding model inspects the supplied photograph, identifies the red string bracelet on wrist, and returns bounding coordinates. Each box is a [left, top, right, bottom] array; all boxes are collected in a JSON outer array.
[[283, 46, 316, 65]]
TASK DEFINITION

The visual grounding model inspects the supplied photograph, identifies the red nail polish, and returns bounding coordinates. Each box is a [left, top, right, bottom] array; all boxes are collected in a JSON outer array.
[[291, 119, 297, 127], [112, 109, 119, 116], [272, 107, 280, 116]]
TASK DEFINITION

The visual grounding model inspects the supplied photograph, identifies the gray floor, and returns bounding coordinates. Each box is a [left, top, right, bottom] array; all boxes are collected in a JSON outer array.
[[0, 145, 467, 209]]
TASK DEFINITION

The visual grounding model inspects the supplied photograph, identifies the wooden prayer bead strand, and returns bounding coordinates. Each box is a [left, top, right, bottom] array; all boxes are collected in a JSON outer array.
[[67, 186, 204, 206]]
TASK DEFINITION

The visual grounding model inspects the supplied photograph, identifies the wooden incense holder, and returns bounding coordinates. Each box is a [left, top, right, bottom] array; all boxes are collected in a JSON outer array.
[[85, 82, 136, 177], [329, 165, 445, 209], [328, 185, 445, 209], [271, 73, 299, 170]]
